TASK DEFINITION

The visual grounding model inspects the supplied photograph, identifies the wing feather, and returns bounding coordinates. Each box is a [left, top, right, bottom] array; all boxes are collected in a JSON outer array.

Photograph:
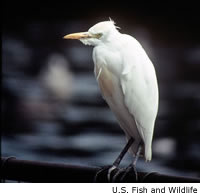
[[119, 36, 159, 160]]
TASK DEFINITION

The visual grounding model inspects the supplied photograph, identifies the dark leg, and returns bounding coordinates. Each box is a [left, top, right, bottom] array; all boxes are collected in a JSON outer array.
[[112, 137, 134, 167], [107, 137, 134, 180], [133, 144, 142, 166], [94, 137, 134, 182], [119, 144, 142, 182]]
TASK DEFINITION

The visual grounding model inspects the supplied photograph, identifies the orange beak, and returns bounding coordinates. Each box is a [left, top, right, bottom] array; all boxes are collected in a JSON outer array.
[[63, 32, 91, 39]]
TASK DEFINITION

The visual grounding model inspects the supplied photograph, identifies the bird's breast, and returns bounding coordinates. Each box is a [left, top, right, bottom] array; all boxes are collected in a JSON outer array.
[[95, 65, 116, 99], [95, 64, 141, 143], [93, 45, 123, 77]]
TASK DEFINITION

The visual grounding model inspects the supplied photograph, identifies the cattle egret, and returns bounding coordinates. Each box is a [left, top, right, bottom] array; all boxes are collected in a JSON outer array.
[[64, 20, 159, 182]]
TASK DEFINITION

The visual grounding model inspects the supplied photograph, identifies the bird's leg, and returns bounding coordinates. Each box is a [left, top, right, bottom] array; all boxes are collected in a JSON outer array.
[[113, 137, 135, 166], [94, 137, 134, 182], [108, 137, 134, 181], [118, 144, 143, 182]]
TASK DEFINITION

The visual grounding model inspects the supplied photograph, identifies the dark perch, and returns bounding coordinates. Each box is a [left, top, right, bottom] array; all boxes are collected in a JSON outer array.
[[1, 157, 199, 183]]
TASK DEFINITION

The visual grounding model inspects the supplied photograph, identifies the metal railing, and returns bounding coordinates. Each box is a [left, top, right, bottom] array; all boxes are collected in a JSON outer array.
[[1, 157, 200, 182]]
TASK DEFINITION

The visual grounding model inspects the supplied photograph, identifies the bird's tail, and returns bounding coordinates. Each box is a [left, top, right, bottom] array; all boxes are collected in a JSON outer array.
[[144, 141, 152, 161]]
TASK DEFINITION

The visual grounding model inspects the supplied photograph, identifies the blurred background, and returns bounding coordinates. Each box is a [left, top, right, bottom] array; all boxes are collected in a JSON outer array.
[[2, 2, 200, 179]]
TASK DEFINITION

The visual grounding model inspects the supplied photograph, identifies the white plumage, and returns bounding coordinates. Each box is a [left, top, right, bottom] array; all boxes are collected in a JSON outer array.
[[64, 20, 159, 161]]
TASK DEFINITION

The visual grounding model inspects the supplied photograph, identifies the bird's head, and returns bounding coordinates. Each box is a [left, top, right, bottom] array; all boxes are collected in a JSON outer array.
[[63, 20, 119, 46]]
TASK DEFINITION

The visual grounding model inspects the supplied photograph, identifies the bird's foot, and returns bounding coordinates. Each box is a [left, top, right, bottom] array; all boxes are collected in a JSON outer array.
[[111, 168, 126, 182], [107, 165, 118, 182], [94, 165, 118, 182], [113, 165, 138, 182]]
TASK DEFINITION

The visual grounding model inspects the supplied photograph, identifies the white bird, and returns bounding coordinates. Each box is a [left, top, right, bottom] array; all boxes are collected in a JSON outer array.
[[64, 20, 159, 181]]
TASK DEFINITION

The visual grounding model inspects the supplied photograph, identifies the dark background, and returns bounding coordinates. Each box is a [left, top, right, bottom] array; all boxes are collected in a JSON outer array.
[[2, 2, 200, 180]]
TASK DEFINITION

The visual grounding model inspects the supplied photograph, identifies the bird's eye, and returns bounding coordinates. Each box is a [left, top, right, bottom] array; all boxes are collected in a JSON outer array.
[[95, 33, 103, 39]]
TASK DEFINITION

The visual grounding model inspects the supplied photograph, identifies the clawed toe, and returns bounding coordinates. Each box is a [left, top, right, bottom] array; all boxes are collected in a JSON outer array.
[[94, 165, 138, 182], [120, 165, 138, 182], [94, 165, 118, 182], [111, 168, 125, 182], [107, 165, 118, 181]]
